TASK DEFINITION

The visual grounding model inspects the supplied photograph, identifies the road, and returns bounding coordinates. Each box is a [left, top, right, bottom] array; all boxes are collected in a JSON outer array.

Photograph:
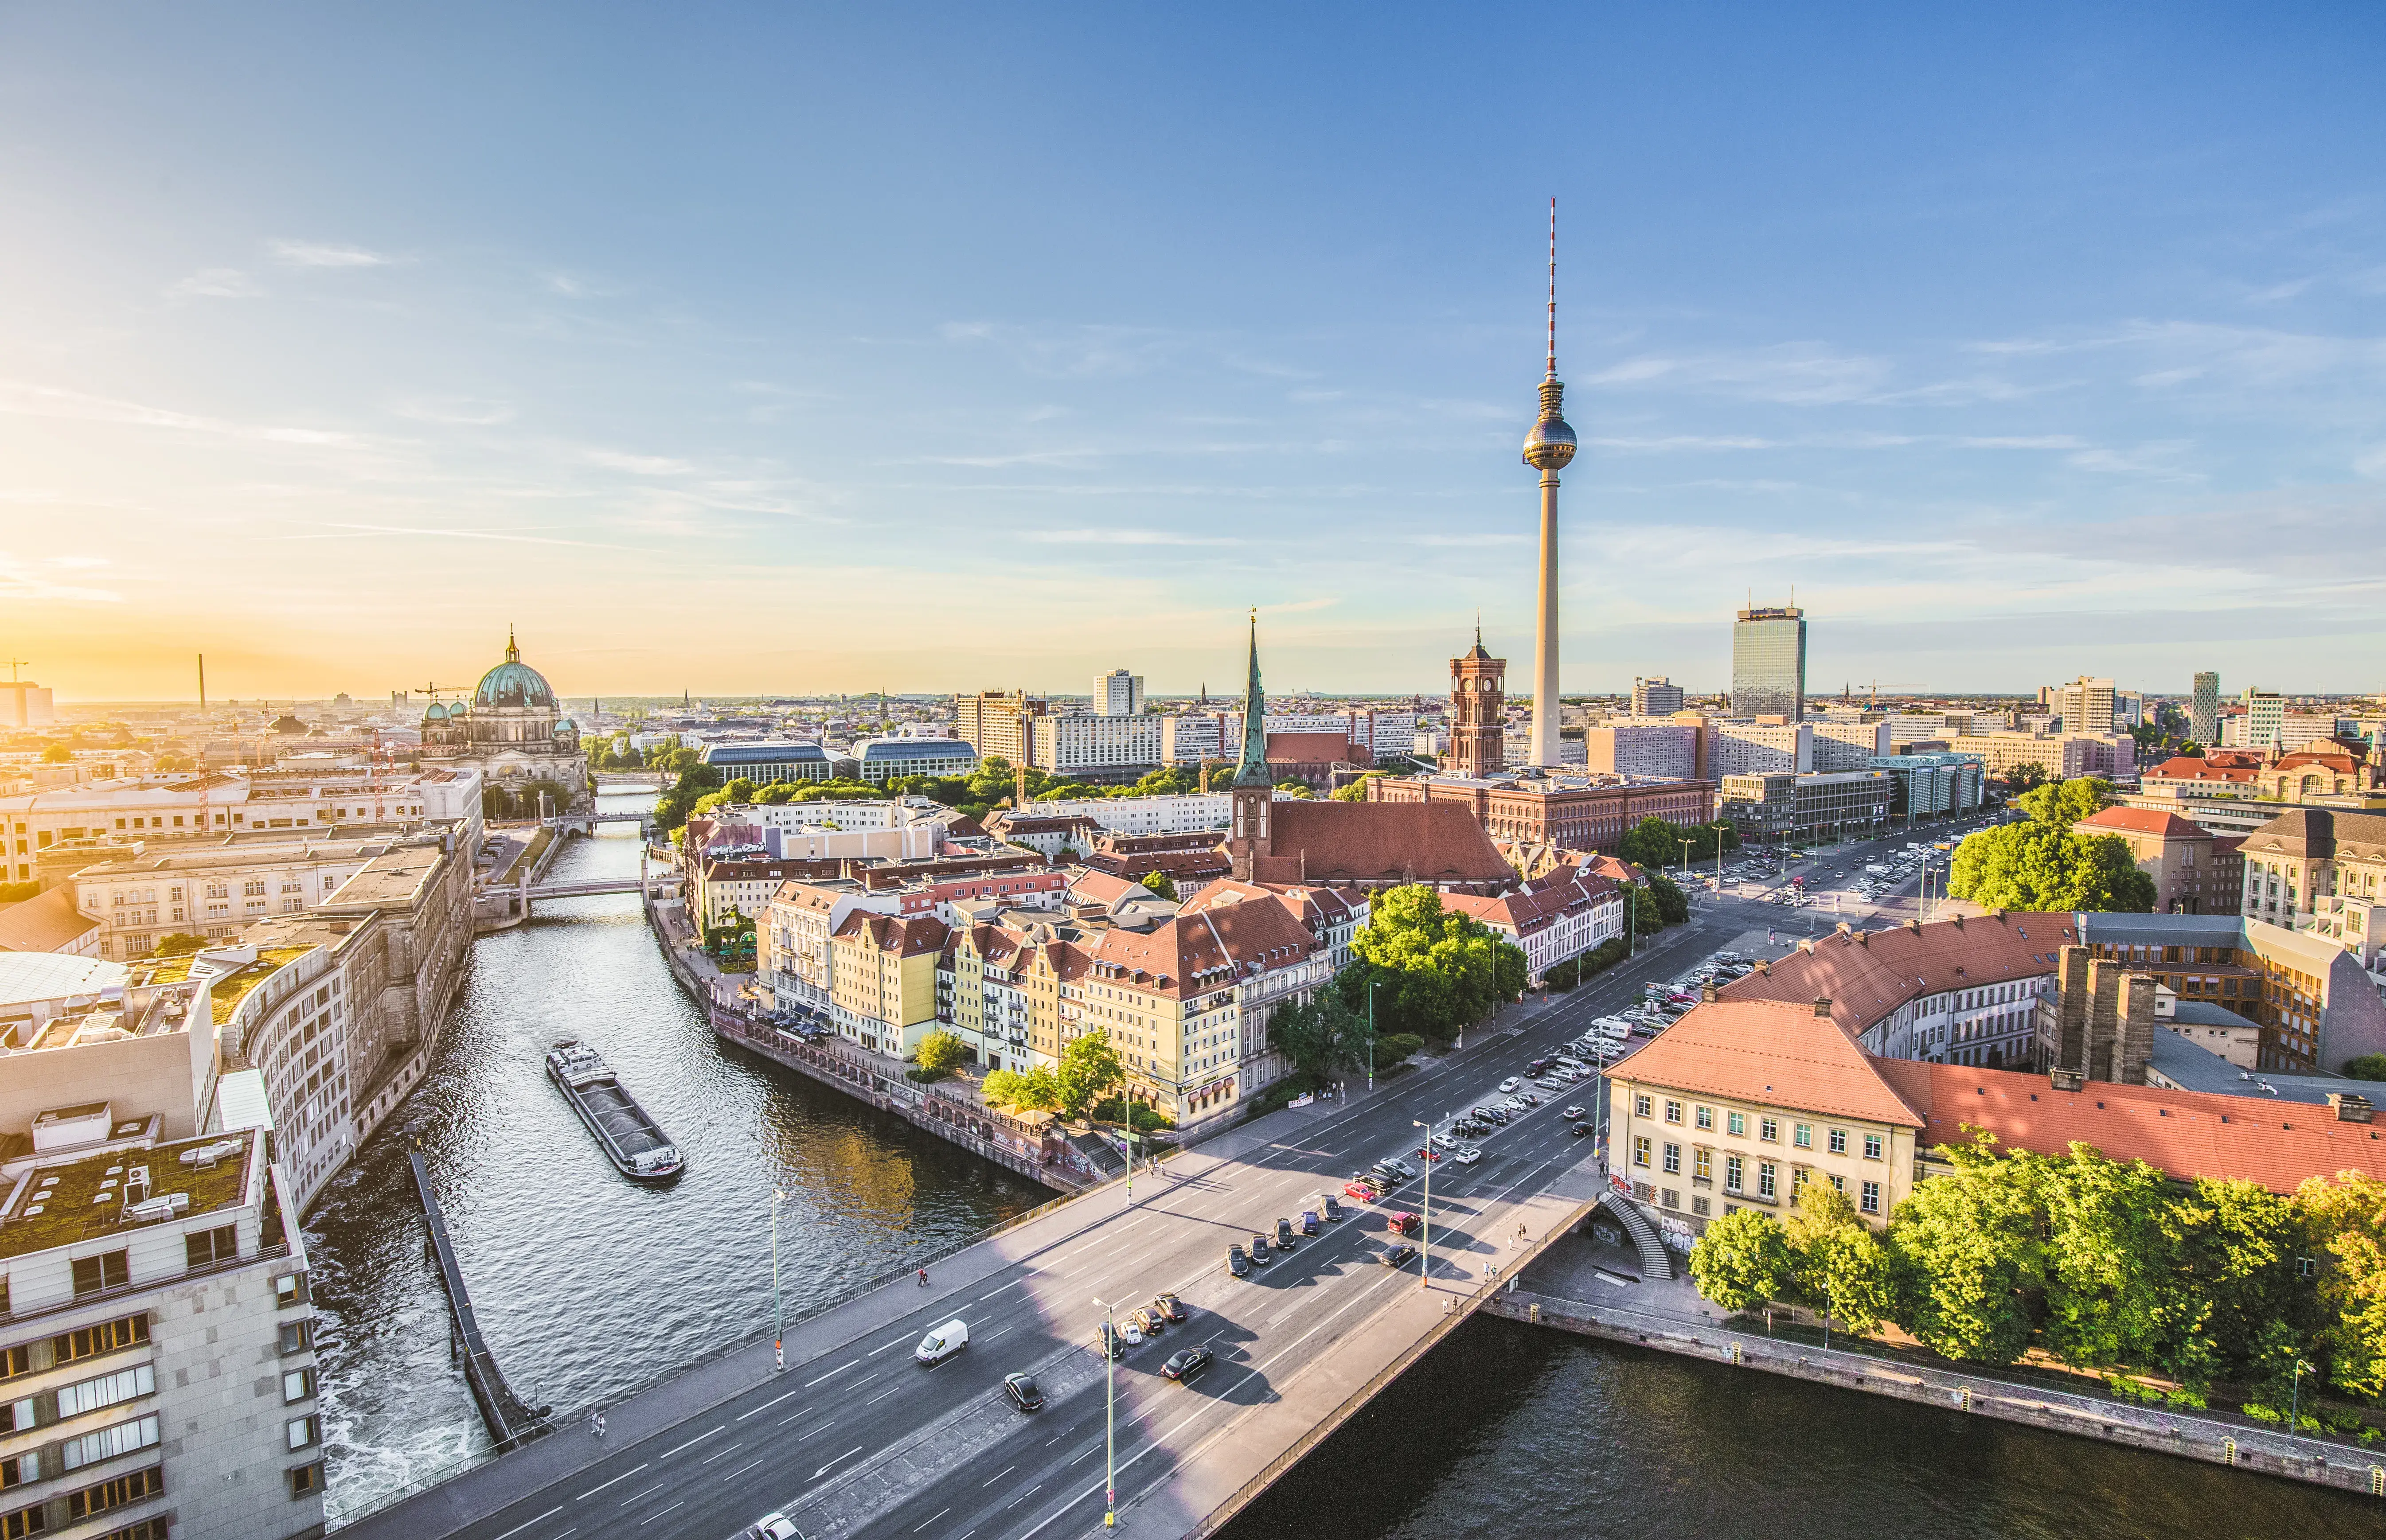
[[406, 909, 1755, 1540]]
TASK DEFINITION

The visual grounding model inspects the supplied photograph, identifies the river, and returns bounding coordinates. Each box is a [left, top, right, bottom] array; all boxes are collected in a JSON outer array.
[[307, 792, 1048, 1522], [311, 792, 2369, 1536]]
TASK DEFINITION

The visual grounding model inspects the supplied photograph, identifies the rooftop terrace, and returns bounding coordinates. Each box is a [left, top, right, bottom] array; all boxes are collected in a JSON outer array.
[[0, 1127, 256, 1260]]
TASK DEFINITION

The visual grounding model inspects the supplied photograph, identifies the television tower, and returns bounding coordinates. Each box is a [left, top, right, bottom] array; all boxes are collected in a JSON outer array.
[[1522, 199, 1576, 768]]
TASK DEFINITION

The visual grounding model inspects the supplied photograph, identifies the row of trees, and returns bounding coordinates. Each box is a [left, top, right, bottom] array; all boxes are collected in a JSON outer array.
[[1945, 776, 2157, 913], [1689, 1131, 2386, 1420], [1617, 815, 1740, 875]]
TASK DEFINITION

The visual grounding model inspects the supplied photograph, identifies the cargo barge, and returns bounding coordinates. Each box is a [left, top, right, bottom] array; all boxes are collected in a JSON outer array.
[[545, 1039, 684, 1181]]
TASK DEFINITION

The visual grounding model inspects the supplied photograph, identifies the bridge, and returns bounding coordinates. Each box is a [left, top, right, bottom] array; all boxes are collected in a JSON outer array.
[[339, 909, 1752, 1540]]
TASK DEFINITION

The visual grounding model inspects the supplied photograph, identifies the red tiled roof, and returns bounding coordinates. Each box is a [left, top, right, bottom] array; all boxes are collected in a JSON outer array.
[[1873, 1060, 2380, 1193], [2147, 756, 2255, 784], [2076, 807, 2206, 838], [832, 911, 949, 956], [1722, 912, 2078, 1037], [1247, 801, 1515, 889], [1613, 998, 1926, 1128]]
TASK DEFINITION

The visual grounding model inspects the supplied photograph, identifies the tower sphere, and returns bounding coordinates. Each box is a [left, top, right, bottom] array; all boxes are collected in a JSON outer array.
[[1523, 415, 1576, 471]]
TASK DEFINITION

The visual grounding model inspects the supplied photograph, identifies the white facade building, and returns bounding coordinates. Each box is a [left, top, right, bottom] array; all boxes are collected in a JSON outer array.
[[1094, 670, 1145, 717], [1711, 721, 1814, 778], [1031, 713, 1163, 776]]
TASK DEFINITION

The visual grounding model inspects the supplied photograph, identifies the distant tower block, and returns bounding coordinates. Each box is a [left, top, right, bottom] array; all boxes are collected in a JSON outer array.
[[1522, 199, 1577, 768], [1449, 625, 1507, 780]]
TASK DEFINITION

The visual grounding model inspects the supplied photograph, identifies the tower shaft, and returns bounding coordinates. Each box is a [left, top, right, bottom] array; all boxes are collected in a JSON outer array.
[[1530, 471, 1561, 766]]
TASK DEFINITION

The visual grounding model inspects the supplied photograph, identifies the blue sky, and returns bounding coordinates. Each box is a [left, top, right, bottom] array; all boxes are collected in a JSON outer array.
[[3, 4, 2382, 702]]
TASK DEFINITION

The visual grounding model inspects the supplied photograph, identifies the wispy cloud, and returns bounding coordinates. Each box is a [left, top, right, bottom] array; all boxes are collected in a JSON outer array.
[[394, 397, 516, 426], [168, 268, 264, 299], [270, 239, 401, 269], [1021, 528, 1238, 546], [582, 448, 694, 476], [0, 380, 365, 447], [317, 522, 642, 551], [0, 552, 122, 603], [1583, 343, 1893, 404]]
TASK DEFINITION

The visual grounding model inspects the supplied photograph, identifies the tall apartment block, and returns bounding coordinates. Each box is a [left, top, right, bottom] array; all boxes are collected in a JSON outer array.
[[952, 691, 1046, 766], [2054, 676, 2117, 736], [1630, 676, 1684, 716], [2191, 671, 2220, 746], [1730, 607, 1806, 721], [1093, 669, 1144, 717]]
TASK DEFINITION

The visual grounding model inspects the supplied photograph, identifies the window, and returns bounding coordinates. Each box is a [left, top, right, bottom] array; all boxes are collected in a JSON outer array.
[[281, 1368, 314, 1404], [1632, 1136, 1651, 1169], [288, 1461, 324, 1497], [0, 1454, 37, 1489], [1861, 1180, 1882, 1214], [59, 1413, 159, 1472], [71, 1251, 129, 1298], [185, 1225, 238, 1270], [54, 1317, 147, 1367], [66, 1464, 162, 1520], [1694, 1105, 1714, 1131], [0, 1346, 25, 1383], [2, 1499, 46, 1538], [94, 1518, 171, 1540], [286, 1414, 319, 1452], [1757, 1162, 1777, 1200], [1724, 1154, 1744, 1193], [276, 1273, 309, 1309], [1759, 1117, 1778, 1143], [1726, 1111, 1746, 1138], [1663, 1099, 1683, 1124], [1691, 1195, 1710, 1217], [1663, 1142, 1681, 1175], [1694, 1147, 1712, 1182], [1632, 1094, 1652, 1118], [278, 1320, 312, 1355], [1793, 1122, 1813, 1149], [56, 1365, 153, 1420], [1828, 1173, 1845, 1193], [1863, 1133, 1884, 1161], [1828, 1127, 1847, 1155]]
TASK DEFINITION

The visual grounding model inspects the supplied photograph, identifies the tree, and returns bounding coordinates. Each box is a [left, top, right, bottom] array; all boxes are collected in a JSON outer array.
[[1375, 1032, 1425, 1067], [1998, 762, 2049, 793], [1689, 1209, 1795, 1315], [982, 1066, 1063, 1115], [1340, 885, 1529, 1042], [2037, 1144, 2191, 1373], [1331, 774, 1383, 803], [1784, 1181, 1897, 1336], [915, 1029, 971, 1074], [2013, 776, 2114, 827], [1138, 870, 1179, 901], [150, 932, 206, 957], [1273, 780, 1314, 799], [1945, 821, 2155, 912], [2344, 1054, 2386, 1082], [1886, 1135, 2049, 1365], [1618, 816, 1739, 872], [1642, 871, 1690, 925], [38, 744, 70, 764], [2295, 1171, 2386, 1399], [1056, 1030, 1124, 1119], [1269, 992, 1370, 1083], [2167, 1176, 2308, 1383]]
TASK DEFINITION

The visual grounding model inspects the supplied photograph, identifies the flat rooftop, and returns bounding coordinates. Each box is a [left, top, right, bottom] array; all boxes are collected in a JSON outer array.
[[321, 843, 449, 909], [0, 1127, 256, 1260]]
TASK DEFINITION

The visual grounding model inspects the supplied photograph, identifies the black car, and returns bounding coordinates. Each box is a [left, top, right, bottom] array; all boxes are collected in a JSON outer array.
[[1250, 1233, 1272, 1263], [1097, 1323, 1127, 1361], [1527, 1057, 1551, 1075], [1226, 1245, 1250, 1277], [1300, 1210, 1321, 1236], [1003, 1372, 1044, 1411], [1162, 1346, 1213, 1383], [1275, 1217, 1297, 1249], [1153, 1292, 1188, 1323], [1380, 1243, 1419, 1269], [1570, 1121, 1595, 1138]]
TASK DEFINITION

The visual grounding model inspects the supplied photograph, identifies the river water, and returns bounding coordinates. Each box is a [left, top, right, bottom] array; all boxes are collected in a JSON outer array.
[[311, 793, 2366, 1535], [307, 792, 1047, 1522]]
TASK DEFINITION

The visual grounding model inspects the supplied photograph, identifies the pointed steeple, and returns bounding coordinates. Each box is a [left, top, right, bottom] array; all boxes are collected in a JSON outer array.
[[1231, 610, 1273, 789], [505, 625, 520, 663]]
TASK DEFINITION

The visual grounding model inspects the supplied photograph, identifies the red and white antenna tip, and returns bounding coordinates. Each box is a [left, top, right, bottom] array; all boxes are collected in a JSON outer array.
[[1546, 199, 1558, 378]]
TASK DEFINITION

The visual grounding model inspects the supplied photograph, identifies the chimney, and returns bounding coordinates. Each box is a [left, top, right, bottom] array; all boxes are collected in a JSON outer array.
[[1700, 980, 1718, 1002], [1952, 913, 1964, 930], [1813, 997, 1832, 1018], [2050, 1067, 2086, 1092], [2328, 1092, 2375, 1124], [1856, 931, 1868, 947], [1754, 959, 1769, 976], [1906, 918, 1921, 934], [2116, 970, 2156, 1087]]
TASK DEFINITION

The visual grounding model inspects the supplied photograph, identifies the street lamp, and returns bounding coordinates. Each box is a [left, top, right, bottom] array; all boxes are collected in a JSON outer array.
[[1366, 978, 1382, 1092], [1092, 1296, 1119, 1527], [1677, 836, 1695, 895], [1412, 1118, 1433, 1288], [771, 1187, 785, 1372], [2291, 1356, 2313, 1431]]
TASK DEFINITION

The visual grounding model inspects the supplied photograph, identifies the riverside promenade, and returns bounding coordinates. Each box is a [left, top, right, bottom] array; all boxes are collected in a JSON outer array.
[[1495, 1221, 2386, 1501]]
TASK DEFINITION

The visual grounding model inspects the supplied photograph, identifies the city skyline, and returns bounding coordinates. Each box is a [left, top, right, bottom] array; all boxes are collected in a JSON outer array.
[[5, 8, 2385, 701]]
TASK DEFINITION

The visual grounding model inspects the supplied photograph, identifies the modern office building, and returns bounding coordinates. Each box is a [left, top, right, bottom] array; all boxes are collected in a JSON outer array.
[[1730, 606, 1807, 721], [1582, 720, 1699, 781], [2191, 671, 2220, 745], [1866, 752, 1986, 825], [1710, 720, 1812, 778], [841, 736, 978, 785], [2235, 689, 2286, 751], [952, 691, 1047, 766], [699, 740, 833, 787], [1717, 769, 1893, 844], [1812, 718, 1893, 771], [1630, 676, 1685, 716], [2053, 676, 2117, 736], [1093, 669, 1144, 717]]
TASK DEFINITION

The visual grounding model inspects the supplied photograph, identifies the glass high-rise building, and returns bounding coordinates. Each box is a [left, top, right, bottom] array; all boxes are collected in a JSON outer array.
[[1731, 606, 1807, 720], [2191, 671, 2219, 746]]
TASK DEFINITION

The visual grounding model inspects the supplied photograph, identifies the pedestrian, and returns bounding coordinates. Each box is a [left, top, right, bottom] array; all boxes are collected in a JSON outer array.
[[591, 1411, 606, 1439], [917, 1267, 928, 1287]]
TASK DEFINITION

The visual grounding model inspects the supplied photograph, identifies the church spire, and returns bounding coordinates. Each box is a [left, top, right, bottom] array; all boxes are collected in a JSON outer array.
[[1230, 610, 1273, 789], [505, 625, 520, 664]]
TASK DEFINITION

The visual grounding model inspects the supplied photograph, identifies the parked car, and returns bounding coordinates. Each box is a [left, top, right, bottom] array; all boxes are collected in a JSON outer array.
[[1117, 1320, 1145, 1346], [1154, 1292, 1188, 1322], [1380, 1243, 1419, 1269], [1527, 1058, 1552, 1076], [1320, 1196, 1345, 1223], [1344, 1178, 1382, 1201], [1386, 1210, 1421, 1236], [1003, 1372, 1045, 1412], [1226, 1244, 1250, 1277], [1275, 1217, 1297, 1250], [1499, 1077, 1522, 1092], [1300, 1210, 1321, 1236], [1250, 1233, 1272, 1263], [1126, 1306, 1164, 1337], [1162, 1346, 1214, 1383], [735, 1513, 807, 1540], [1097, 1322, 1128, 1360], [1413, 1146, 1441, 1162]]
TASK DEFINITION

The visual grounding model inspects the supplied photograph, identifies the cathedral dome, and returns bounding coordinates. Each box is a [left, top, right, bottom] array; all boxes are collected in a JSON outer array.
[[473, 631, 557, 710], [424, 701, 448, 722]]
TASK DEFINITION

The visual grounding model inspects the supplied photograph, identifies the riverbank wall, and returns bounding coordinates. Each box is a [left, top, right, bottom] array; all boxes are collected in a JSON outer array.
[[1486, 1290, 2386, 1501]]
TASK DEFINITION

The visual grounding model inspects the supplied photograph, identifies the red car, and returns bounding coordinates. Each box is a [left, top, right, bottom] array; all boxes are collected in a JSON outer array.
[[1343, 1179, 1381, 1201], [1413, 1146, 1442, 1162]]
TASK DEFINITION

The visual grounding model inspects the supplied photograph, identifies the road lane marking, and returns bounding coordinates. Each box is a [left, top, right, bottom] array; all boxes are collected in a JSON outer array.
[[913, 1507, 952, 1532], [614, 1481, 666, 1508], [814, 1444, 867, 1478], [788, 1417, 835, 1437], [866, 1382, 905, 1405], [489, 1506, 563, 1540], [722, 1454, 767, 1480], [804, 1358, 862, 1387], [657, 1424, 724, 1459], [574, 1464, 647, 1501], [635, 1501, 683, 1526], [982, 1464, 1016, 1487], [976, 1279, 1024, 1302], [736, 1388, 803, 1420], [867, 1337, 909, 1355], [699, 1439, 742, 1463]]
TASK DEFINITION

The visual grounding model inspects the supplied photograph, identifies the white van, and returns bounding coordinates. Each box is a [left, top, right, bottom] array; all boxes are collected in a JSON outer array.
[[914, 1318, 969, 1365]]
